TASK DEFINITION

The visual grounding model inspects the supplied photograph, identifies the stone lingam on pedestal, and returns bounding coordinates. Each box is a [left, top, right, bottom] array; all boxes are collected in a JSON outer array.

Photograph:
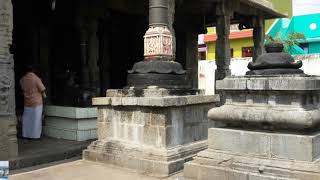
[[184, 44, 320, 180], [83, 0, 219, 177], [246, 43, 304, 75]]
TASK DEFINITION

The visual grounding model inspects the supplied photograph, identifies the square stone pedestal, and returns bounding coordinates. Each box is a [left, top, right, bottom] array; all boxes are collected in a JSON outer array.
[[43, 106, 97, 141], [83, 89, 219, 177], [184, 75, 320, 180], [184, 128, 320, 180]]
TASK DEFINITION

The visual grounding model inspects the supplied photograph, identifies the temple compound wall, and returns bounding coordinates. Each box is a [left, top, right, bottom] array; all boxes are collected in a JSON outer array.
[[0, 0, 18, 160]]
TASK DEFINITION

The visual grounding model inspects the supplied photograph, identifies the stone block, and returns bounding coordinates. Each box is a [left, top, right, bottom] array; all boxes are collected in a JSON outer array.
[[207, 128, 320, 162], [43, 106, 97, 141], [271, 133, 320, 161], [84, 91, 218, 177], [208, 128, 270, 157]]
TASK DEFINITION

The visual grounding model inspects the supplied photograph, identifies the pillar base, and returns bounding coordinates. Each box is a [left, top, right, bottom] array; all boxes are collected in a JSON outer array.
[[83, 89, 219, 177], [127, 60, 191, 89], [84, 140, 207, 177]]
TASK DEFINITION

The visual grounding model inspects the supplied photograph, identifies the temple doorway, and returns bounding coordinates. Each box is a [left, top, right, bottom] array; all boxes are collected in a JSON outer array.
[[10, 0, 147, 169]]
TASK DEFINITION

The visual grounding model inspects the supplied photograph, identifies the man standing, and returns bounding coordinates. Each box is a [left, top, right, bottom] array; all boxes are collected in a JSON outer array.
[[20, 66, 46, 139]]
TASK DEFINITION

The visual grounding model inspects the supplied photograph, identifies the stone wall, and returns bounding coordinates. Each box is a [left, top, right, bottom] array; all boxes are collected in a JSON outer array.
[[0, 0, 18, 160]]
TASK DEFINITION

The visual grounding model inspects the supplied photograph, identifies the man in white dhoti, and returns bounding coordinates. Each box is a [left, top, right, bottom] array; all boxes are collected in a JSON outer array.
[[20, 66, 46, 139]]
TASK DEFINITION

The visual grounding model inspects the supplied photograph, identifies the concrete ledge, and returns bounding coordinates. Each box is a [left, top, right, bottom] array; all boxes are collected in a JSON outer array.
[[44, 106, 97, 119], [93, 95, 219, 107], [217, 76, 320, 91]]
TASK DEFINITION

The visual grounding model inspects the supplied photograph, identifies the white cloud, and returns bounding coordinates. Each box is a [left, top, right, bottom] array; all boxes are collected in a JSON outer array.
[[293, 0, 320, 16]]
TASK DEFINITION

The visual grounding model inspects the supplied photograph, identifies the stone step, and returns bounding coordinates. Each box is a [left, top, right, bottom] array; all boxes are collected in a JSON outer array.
[[8, 137, 92, 170]]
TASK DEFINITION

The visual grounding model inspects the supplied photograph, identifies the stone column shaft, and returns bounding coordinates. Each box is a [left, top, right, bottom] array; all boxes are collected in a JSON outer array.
[[88, 21, 100, 93], [215, 2, 232, 80], [253, 16, 265, 62], [79, 27, 90, 88], [149, 0, 169, 26]]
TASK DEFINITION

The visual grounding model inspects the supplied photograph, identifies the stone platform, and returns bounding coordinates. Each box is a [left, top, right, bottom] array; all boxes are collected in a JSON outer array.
[[184, 75, 320, 180], [83, 89, 219, 177], [184, 128, 320, 180], [43, 106, 97, 141]]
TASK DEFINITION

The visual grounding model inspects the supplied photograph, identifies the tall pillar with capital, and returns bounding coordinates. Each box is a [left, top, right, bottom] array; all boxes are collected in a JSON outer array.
[[215, 2, 232, 81], [253, 16, 265, 62], [127, 0, 191, 89], [83, 0, 219, 176], [0, 0, 18, 159]]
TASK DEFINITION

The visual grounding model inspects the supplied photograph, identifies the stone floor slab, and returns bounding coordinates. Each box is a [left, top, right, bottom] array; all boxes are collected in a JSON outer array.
[[10, 160, 184, 180]]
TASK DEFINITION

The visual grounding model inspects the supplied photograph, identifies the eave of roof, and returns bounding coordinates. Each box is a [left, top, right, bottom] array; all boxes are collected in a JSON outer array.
[[239, 0, 286, 19]]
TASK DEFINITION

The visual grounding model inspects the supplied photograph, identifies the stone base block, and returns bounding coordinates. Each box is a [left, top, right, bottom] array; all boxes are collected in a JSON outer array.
[[84, 90, 219, 176], [43, 106, 97, 141], [84, 140, 207, 177], [184, 128, 320, 180]]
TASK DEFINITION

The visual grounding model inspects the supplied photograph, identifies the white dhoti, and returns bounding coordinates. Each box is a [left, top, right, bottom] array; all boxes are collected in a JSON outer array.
[[22, 105, 43, 139]]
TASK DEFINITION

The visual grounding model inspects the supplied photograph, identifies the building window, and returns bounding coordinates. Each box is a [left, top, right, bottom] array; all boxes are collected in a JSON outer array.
[[230, 48, 234, 58], [198, 44, 207, 60], [242, 47, 253, 57], [198, 52, 207, 60], [299, 43, 309, 53]]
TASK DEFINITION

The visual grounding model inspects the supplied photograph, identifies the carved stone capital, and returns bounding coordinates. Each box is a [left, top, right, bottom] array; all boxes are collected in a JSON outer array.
[[144, 26, 173, 59]]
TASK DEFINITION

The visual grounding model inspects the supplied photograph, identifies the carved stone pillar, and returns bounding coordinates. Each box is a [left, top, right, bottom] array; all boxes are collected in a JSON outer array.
[[0, 0, 18, 159], [127, 0, 190, 89], [253, 16, 265, 62], [215, 2, 232, 81]]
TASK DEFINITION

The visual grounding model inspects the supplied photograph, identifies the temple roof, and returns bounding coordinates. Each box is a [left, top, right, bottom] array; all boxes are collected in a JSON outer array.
[[240, 0, 286, 19]]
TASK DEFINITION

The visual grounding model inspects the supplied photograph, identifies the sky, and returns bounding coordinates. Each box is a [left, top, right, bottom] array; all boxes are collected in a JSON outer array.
[[293, 0, 320, 16]]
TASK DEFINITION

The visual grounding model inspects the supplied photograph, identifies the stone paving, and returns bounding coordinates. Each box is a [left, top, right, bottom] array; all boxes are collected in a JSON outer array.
[[10, 160, 184, 180]]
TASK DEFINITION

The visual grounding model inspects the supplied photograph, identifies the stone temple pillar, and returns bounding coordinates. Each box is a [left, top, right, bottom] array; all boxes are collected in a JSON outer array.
[[83, 0, 219, 177], [253, 16, 265, 62], [127, 0, 190, 89], [0, 0, 18, 159], [215, 2, 232, 81]]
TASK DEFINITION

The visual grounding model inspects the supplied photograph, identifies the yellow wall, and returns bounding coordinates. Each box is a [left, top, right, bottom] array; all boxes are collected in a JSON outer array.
[[207, 37, 253, 60]]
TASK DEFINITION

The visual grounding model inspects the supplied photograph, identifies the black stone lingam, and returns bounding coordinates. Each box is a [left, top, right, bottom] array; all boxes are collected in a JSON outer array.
[[246, 43, 304, 75]]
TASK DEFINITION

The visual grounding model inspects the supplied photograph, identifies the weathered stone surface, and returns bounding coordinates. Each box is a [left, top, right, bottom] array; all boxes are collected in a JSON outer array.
[[0, 115, 18, 160], [185, 74, 320, 180], [209, 76, 320, 129], [208, 128, 320, 162], [93, 94, 218, 107], [0, 0, 17, 160], [43, 106, 97, 141], [185, 145, 320, 180], [84, 90, 219, 177]]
